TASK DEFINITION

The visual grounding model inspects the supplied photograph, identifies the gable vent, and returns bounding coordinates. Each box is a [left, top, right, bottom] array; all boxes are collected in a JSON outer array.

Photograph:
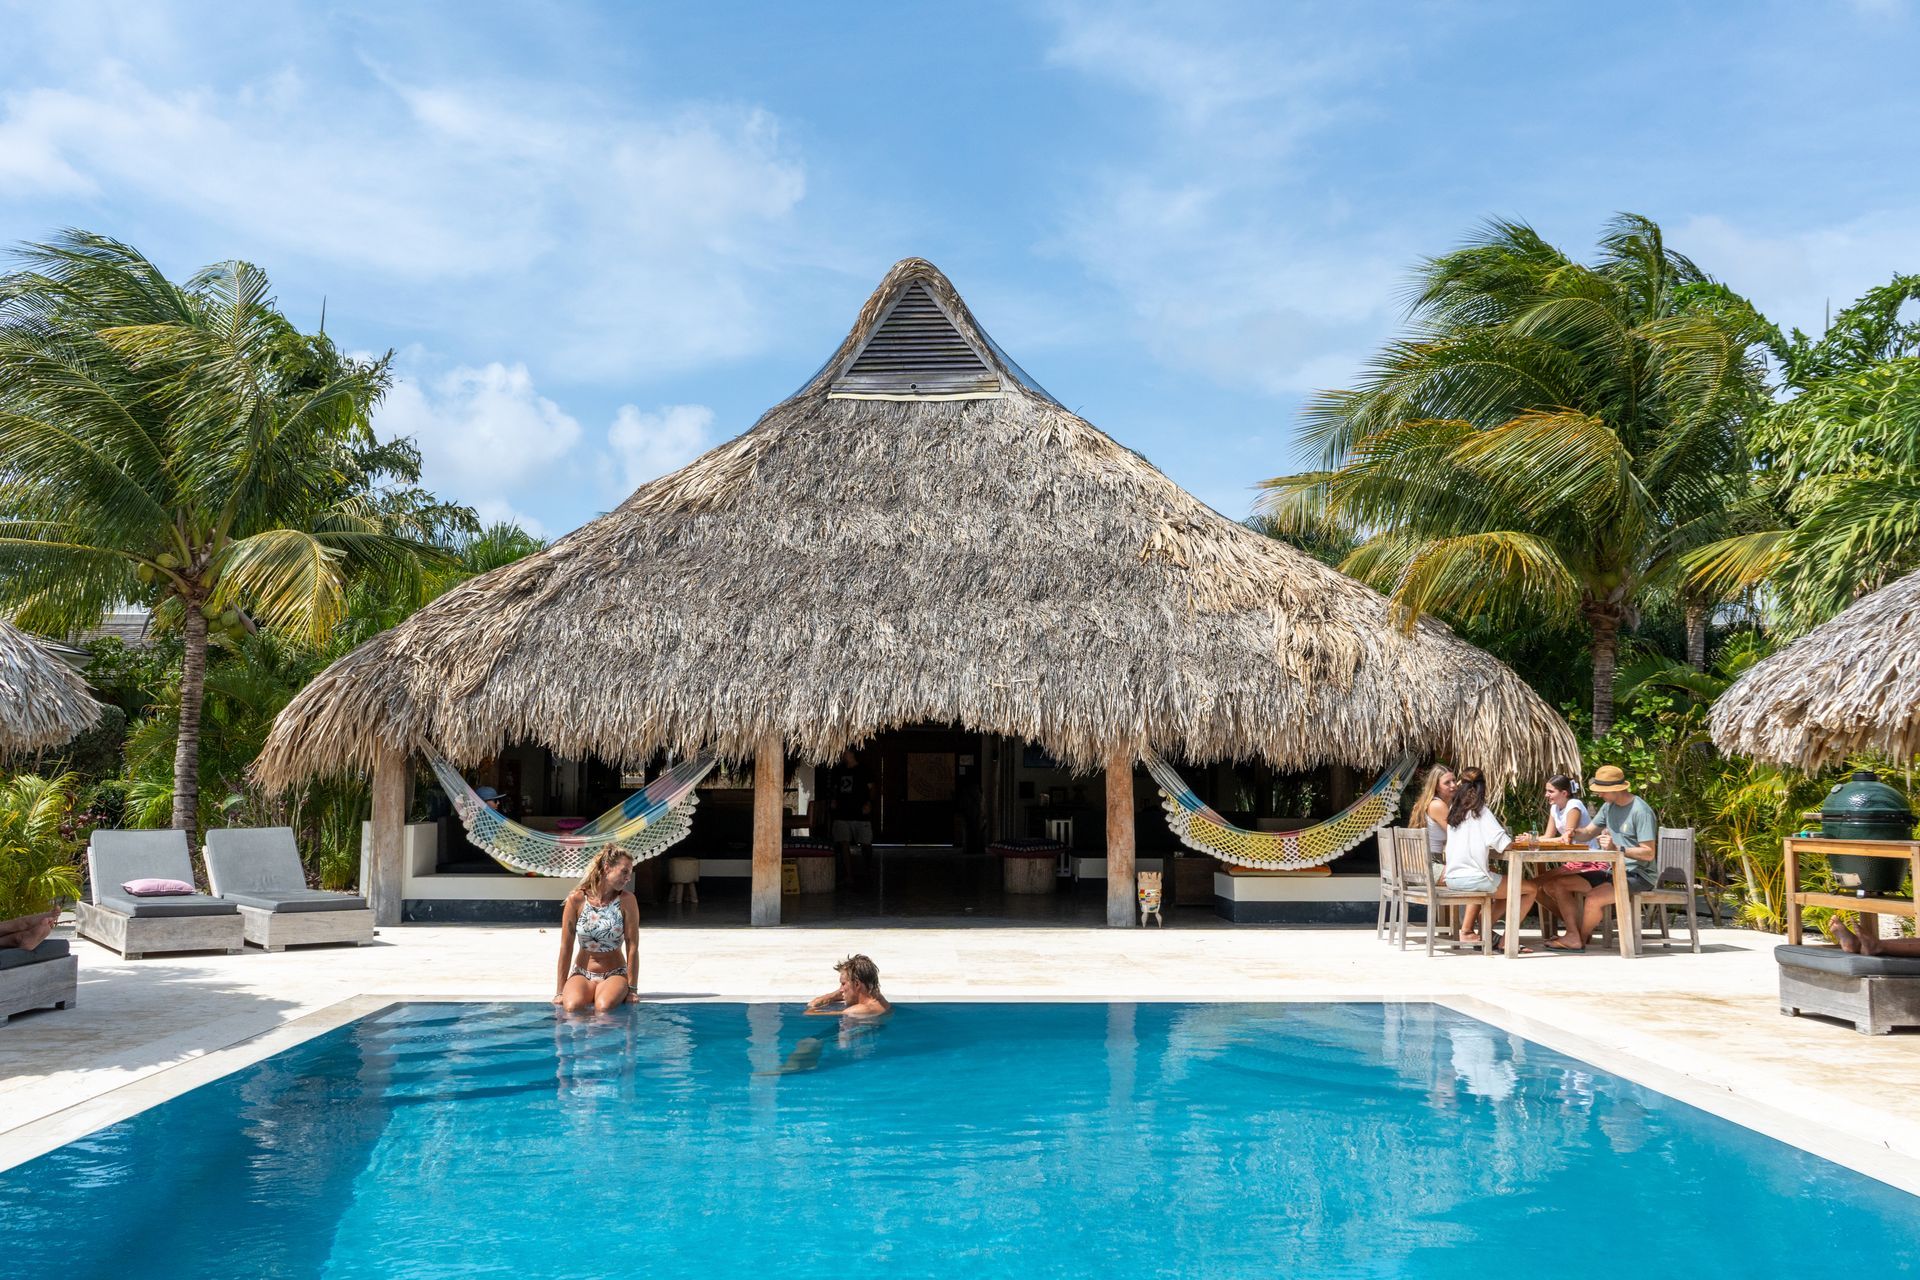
[[830, 282, 1001, 398]]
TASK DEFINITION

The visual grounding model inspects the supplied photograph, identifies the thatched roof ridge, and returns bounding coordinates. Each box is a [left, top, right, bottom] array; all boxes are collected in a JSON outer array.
[[0, 618, 103, 753], [256, 259, 1576, 789], [1711, 569, 1920, 769]]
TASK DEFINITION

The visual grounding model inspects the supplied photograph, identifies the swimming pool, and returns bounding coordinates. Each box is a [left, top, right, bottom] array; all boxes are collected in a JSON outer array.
[[3, 1001, 1914, 1277]]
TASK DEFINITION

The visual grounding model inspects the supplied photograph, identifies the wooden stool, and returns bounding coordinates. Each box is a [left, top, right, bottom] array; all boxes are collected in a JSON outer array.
[[667, 856, 700, 905]]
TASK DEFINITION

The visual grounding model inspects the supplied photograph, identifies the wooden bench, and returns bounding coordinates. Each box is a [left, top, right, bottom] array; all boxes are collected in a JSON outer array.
[[1776, 944, 1920, 1035], [1, 938, 77, 1023]]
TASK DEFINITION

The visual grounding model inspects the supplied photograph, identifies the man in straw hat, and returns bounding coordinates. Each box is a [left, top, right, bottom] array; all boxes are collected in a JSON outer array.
[[1554, 765, 1659, 951]]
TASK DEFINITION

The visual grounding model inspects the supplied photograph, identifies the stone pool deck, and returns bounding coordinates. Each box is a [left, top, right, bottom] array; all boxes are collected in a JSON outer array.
[[3, 922, 1918, 1193]]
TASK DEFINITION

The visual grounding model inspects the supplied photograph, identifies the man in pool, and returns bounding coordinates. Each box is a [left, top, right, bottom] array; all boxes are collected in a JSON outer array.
[[805, 954, 891, 1018], [758, 956, 891, 1076]]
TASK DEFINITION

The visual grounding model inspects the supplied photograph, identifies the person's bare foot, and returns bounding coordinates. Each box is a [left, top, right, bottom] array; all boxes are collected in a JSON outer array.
[[1826, 917, 1860, 953], [1857, 924, 1883, 956], [0, 909, 58, 951], [24, 909, 56, 949]]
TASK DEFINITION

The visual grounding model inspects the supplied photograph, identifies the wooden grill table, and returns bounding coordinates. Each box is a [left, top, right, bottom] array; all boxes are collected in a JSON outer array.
[[1784, 836, 1920, 945], [1493, 841, 1639, 959]]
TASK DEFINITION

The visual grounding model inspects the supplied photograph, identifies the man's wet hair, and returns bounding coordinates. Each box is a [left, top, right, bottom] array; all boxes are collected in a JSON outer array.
[[834, 953, 881, 992]]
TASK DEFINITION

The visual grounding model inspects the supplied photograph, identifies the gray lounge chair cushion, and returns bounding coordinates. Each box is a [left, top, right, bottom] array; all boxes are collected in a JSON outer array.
[[220, 888, 367, 914], [1775, 944, 1920, 979], [203, 828, 347, 913], [95, 892, 237, 918], [87, 829, 195, 905], [0, 938, 69, 970]]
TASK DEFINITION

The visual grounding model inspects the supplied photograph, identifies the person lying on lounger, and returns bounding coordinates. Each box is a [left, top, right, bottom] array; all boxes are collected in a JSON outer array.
[[805, 954, 891, 1018], [0, 909, 57, 951], [1827, 916, 1920, 957]]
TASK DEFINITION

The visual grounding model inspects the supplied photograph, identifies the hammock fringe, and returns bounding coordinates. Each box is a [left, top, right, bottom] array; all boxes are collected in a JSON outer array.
[[1144, 751, 1417, 871]]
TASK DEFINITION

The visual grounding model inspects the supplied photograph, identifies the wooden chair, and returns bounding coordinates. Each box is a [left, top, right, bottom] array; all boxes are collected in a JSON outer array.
[[1593, 827, 1704, 954], [1376, 827, 1404, 940], [1639, 827, 1703, 952], [1391, 828, 1496, 956]]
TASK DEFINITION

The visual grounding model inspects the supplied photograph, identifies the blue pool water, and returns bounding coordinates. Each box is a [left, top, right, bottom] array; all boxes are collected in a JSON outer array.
[[3, 1001, 1915, 1278]]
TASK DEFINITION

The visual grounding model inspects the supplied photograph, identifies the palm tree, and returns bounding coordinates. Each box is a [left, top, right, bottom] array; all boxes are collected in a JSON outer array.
[[1262, 215, 1765, 732], [1685, 275, 1920, 636], [0, 232, 449, 844]]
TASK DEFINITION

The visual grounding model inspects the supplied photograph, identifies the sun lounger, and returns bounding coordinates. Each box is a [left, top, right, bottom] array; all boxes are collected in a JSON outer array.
[[76, 830, 244, 959], [1777, 943, 1920, 1035], [1, 936, 77, 1022], [204, 827, 374, 951]]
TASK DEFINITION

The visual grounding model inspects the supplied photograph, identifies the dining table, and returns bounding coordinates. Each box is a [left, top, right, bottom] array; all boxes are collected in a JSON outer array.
[[1492, 840, 1641, 959]]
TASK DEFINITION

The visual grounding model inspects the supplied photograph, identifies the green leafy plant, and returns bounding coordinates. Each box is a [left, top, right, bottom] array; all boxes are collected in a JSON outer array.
[[0, 232, 463, 846], [1263, 215, 1769, 730], [0, 772, 85, 919]]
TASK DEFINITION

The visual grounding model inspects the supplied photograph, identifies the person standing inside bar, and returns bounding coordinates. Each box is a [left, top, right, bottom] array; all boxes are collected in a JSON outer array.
[[829, 747, 877, 887]]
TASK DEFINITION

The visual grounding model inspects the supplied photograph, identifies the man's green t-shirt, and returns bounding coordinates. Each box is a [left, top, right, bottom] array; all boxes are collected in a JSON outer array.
[[1600, 795, 1658, 874]]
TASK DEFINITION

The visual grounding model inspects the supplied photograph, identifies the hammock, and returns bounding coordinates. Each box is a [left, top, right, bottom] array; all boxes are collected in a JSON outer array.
[[1143, 750, 1418, 871], [425, 744, 717, 878]]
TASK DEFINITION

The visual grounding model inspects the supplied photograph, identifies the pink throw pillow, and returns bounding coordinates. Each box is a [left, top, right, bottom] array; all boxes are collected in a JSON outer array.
[[121, 878, 195, 897]]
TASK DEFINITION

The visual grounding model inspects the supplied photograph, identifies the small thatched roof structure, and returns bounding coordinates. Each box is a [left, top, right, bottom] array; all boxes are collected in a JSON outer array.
[[0, 618, 102, 753], [1711, 569, 1920, 769], [257, 259, 1574, 789]]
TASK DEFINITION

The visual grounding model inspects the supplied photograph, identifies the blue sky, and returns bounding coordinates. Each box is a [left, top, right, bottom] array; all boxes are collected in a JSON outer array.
[[2, 0, 1916, 537]]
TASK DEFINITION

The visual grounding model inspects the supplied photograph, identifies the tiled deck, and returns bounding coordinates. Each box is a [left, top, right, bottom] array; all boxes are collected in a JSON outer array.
[[3, 922, 1917, 1193]]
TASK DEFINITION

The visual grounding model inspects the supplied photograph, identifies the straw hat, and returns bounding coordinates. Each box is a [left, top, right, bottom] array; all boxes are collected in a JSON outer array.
[[1588, 765, 1631, 794]]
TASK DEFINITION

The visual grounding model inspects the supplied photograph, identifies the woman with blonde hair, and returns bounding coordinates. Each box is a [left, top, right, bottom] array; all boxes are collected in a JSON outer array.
[[1409, 763, 1457, 868], [553, 848, 640, 1013]]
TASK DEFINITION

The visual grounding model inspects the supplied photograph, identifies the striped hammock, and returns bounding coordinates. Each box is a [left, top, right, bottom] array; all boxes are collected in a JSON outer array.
[[425, 744, 716, 878], [1143, 751, 1418, 871]]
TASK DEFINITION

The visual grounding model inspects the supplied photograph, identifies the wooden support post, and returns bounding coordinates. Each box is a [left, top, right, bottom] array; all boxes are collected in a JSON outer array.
[[370, 747, 407, 928], [1106, 748, 1136, 927], [751, 736, 784, 927]]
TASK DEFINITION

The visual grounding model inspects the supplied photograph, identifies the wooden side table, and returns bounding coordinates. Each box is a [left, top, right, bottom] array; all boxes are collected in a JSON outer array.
[[1784, 837, 1920, 944]]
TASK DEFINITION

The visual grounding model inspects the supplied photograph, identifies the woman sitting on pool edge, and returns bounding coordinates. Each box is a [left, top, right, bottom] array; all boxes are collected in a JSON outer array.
[[553, 849, 640, 1013], [805, 954, 891, 1017]]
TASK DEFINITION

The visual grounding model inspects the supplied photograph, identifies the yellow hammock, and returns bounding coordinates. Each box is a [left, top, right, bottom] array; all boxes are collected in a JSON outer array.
[[1142, 751, 1418, 871]]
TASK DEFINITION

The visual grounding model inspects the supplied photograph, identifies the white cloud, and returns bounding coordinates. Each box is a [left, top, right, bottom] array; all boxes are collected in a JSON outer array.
[[372, 356, 718, 532], [0, 62, 808, 377], [1672, 212, 1920, 338], [472, 501, 549, 541], [374, 361, 582, 529], [1044, 1, 1364, 152], [1042, 3, 1408, 396], [605, 404, 715, 491]]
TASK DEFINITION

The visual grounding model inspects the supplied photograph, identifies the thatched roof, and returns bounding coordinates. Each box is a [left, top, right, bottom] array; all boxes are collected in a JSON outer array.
[[0, 618, 102, 753], [1711, 569, 1920, 769], [256, 259, 1575, 789]]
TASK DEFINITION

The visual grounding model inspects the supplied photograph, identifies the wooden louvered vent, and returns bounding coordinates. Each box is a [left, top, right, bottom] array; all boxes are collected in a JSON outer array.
[[830, 282, 1001, 398]]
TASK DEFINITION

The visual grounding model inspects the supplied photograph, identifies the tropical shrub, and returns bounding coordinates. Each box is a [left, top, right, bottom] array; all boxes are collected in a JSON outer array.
[[0, 772, 85, 919]]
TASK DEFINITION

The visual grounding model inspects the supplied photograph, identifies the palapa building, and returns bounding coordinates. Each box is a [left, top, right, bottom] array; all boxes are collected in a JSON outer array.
[[257, 260, 1574, 926], [1712, 567, 1920, 769]]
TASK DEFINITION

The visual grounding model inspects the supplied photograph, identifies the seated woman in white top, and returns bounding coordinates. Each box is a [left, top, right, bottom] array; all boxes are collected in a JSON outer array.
[[1442, 767, 1536, 951], [1529, 773, 1602, 949]]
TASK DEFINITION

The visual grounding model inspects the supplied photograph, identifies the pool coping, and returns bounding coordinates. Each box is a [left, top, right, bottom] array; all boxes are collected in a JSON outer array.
[[4, 991, 1918, 1199]]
